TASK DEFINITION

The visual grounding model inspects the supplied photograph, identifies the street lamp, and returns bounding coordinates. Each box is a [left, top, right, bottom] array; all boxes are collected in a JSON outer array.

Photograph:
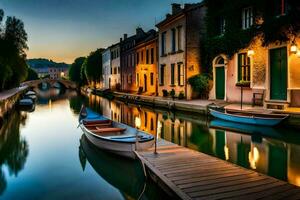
[[291, 41, 298, 54]]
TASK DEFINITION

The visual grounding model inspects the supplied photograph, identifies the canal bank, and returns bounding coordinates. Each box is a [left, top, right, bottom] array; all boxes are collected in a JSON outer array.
[[93, 90, 300, 127]]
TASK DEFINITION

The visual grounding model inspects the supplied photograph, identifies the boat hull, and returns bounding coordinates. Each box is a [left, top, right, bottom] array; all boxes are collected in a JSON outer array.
[[81, 125, 154, 159], [209, 109, 287, 126]]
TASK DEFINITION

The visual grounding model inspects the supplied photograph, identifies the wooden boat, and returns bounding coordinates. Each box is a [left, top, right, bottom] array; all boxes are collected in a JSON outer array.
[[79, 108, 154, 159], [209, 108, 289, 127], [18, 99, 35, 112], [79, 135, 146, 199]]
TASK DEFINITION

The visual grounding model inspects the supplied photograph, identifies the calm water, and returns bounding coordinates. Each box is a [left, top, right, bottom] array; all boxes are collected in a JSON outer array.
[[79, 94, 300, 188], [0, 89, 168, 200]]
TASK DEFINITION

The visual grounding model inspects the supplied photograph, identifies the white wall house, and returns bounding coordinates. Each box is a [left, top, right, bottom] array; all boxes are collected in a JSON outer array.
[[102, 49, 111, 89]]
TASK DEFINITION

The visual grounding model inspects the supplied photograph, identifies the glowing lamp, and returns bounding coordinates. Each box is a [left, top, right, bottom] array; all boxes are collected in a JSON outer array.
[[247, 50, 255, 57], [291, 44, 297, 54], [297, 50, 300, 58], [135, 116, 141, 129]]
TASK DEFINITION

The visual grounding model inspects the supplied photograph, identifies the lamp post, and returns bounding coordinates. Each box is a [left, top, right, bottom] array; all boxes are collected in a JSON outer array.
[[135, 116, 141, 150]]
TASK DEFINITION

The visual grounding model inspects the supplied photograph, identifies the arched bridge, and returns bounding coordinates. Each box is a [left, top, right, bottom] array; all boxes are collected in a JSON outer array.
[[23, 78, 77, 89]]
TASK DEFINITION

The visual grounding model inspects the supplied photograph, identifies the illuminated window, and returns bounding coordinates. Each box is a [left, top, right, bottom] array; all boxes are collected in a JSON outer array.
[[177, 63, 184, 86], [242, 7, 253, 29], [238, 53, 251, 82]]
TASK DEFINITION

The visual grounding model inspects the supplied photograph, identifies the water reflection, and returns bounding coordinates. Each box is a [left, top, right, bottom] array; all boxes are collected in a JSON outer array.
[[84, 94, 300, 187], [0, 110, 29, 196], [79, 135, 145, 199]]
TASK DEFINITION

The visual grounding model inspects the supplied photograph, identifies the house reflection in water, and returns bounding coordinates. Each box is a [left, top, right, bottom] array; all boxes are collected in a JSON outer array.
[[87, 94, 300, 187]]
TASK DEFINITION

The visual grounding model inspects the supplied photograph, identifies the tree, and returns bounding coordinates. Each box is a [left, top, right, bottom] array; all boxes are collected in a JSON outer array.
[[82, 49, 104, 87], [26, 67, 39, 81], [0, 9, 28, 91], [68, 57, 86, 86]]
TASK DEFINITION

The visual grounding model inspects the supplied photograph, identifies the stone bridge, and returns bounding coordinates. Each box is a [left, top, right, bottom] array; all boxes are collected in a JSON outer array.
[[23, 78, 77, 89]]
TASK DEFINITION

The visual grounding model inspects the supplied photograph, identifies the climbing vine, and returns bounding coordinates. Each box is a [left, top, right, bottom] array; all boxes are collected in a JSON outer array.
[[202, 0, 300, 72]]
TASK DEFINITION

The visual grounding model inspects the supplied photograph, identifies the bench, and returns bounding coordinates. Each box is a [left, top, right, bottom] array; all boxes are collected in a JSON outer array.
[[252, 92, 264, 107], [93, 127, 126, 133], [83, 120, 112, 125]]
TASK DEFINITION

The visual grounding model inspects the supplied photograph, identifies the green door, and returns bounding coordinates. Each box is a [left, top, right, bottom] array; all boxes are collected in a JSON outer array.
[[270, 47, 287, 100], [216, 67, 225, 100]]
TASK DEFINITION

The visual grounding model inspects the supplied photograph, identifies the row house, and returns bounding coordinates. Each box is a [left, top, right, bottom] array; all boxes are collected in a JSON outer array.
[[156, 3, 207, 99], [102, 49, 111, 89], [110, 43, 121, 90], [120, 28, 148, 92], [208, 0, 300, 109], [135, 30, 158, 95], [48, 67, 68, 79]]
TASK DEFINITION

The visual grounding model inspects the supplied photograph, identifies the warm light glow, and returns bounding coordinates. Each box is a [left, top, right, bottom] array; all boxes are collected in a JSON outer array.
[[135, 116, 141, 129], [291, 45, 297, 54], [224, 145, 229, 161], [247, 50, 255, 57], [60, 72, 65, 77], [157, 121, 162, 138], [249, 147, 260, 169], [48, 99, 52, 110], [297, 50, 300, 58]]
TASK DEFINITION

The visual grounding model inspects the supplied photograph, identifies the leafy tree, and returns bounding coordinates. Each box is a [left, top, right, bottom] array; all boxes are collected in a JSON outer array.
[[68, 57, 86, 86], [26, 67, 39, 81], [82, 49, 104, 87], [0, 9, 28, 91]]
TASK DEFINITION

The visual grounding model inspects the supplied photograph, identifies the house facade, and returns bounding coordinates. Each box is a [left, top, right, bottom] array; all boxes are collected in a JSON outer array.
[[102, 49, 111, 89], [135, 30, 158, 95], [156, 3, 206, 99], [49, 67, 68, 79], [208, 0, 300, 109], [110, 43, 121, 90], [120, 28, 147, 92]]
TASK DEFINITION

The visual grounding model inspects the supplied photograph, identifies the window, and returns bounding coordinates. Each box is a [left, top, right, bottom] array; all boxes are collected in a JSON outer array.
[[238, 53, 251, 82], [150, 73, 154, 86], [178, 63, 184, 86], [177, 26, 182, 51], [146, 49, 149, 64], [151, 48, 154, 64], [171, 63, 175, 85], [171, 28, 176, 52], [144, 112, 148, 127], [242, 7, 253, 29], [219, 16, 226, 35], [136, 73, 139, 87], [132, 54, 135, 66], [136, 52, 139, 64], [128, 74, 132, 84], [161, 32, 166, 56], [141, 51, 144, 62], [274, 0, 289, 16], [159, 64, 165, 85]]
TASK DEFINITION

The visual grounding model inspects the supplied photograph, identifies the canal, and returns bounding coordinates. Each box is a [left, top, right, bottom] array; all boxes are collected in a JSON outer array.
[[1, 89, 300, 199], [0, 89, 168, 200]]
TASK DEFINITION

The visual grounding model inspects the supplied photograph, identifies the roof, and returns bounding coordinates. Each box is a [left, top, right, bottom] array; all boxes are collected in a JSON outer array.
[[156, 2, 205, 28]]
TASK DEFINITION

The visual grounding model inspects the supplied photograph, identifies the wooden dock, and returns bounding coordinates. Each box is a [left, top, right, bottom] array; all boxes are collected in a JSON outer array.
[[136, 139, 300, 200]]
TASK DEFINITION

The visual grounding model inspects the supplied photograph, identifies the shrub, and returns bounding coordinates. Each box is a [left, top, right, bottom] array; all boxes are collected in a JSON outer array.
[[170, 89, 176, 99], [162, 89, 169, 97], [188, 74, 210, 98], [178, 91, 185, 99]]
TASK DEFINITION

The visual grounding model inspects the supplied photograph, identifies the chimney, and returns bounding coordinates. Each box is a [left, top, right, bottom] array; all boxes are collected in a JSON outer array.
[[136, 27, 144, 37], [123, 34, 127, 40], [172, 3, 181, 15], [120, 38, 123, 42]]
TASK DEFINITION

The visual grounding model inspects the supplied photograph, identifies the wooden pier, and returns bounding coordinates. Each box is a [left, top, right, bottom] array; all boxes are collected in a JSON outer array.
[[136, 139, 300, 200]]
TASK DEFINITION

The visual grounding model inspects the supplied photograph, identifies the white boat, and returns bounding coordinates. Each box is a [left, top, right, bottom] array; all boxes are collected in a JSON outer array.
[[79, 107, 154, 159], [25, 91, 36, 96]]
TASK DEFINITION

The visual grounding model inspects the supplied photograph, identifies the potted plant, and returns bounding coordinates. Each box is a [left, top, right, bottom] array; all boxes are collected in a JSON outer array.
[[170, 89, 176, 100], [162, 89, 169, 97]]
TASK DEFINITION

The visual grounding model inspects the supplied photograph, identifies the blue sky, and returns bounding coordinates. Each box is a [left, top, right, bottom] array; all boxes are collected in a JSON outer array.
[[0, 0, 200, 63]]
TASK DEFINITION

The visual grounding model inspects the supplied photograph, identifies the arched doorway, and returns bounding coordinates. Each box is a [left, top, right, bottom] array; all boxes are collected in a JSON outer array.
[[213, 56, 226, 100]]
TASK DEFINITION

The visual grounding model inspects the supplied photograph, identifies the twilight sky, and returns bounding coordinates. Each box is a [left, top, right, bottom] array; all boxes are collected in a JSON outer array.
[[0, 0, 200, 63]]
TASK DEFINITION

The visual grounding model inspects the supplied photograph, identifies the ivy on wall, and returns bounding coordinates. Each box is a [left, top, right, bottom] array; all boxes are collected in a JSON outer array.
[[202, 0, 300, 72]]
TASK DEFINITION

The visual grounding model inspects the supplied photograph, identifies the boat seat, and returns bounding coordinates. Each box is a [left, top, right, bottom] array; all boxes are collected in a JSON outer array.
[[83, 119, 111, 125], [94, 127, 126, 133], [85, 123, 112, 128]]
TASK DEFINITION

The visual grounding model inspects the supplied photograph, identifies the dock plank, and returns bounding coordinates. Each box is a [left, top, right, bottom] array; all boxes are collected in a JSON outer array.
[[136, 139, 300, 200]]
